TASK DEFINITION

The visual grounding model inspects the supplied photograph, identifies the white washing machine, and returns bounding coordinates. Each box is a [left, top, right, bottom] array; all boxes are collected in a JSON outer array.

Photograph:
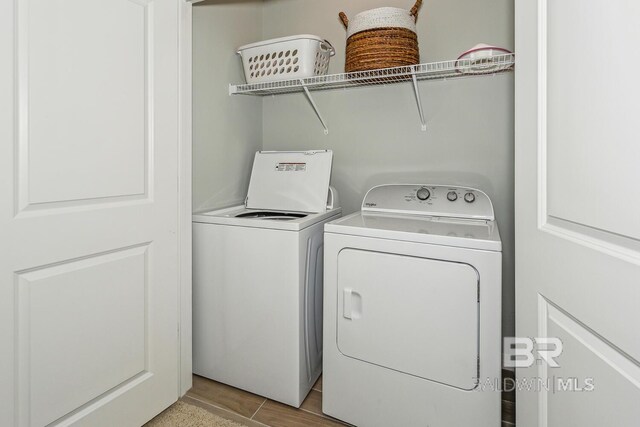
[[193, 150, 341, 407], [323, 184, 502, 427]]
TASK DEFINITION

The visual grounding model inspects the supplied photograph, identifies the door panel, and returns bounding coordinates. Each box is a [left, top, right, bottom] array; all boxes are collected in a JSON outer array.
[[23, 0, 149, 207], [18, 246, 148, 426], [545, 0, 640, 240], [337, 249, 479, 390], [1, 0, 181, 426], [543, 299, 640, 427], [24, 0, 149, 205], [515, 1, 640, 425]]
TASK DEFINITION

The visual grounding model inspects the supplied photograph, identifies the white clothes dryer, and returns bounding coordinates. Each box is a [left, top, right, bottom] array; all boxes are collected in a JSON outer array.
[[193, 150, 341, 407], [323, 184, 502, 426]]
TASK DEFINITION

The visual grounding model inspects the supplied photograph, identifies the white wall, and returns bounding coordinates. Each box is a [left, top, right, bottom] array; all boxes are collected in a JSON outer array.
[[193, 0, 263, 212], [260, 0, 515, 338], [193, 0, 515, 337]]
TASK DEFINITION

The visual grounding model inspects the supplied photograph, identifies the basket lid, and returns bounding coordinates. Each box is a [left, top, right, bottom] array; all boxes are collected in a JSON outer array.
[[347, 7, 417, 38], [237, 34, 325, 54]]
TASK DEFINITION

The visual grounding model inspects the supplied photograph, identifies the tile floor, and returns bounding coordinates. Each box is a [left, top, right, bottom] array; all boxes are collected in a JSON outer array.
[[502, 369, 516, 426], [182, 374, 343, 427], [177, 371, 516, 427]]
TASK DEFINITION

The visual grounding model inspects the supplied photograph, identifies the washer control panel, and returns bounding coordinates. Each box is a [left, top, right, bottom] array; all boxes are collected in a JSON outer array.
[[362, 184, 495, 221]]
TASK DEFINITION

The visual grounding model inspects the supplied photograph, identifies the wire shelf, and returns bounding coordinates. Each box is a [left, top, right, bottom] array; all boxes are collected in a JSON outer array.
[[229, 53, 515, 96]]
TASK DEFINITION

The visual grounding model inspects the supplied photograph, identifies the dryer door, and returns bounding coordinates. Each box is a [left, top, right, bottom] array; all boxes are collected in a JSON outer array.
[[337, 249, 479, 390]]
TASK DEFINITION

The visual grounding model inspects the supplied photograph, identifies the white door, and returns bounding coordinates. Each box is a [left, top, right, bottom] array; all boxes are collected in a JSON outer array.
[[515, 1, 640, 426], [0, 0, 181, 426]]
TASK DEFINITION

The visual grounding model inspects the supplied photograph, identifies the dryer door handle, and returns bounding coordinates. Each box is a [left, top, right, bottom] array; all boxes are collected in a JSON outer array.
[[343, 288, 362, 320]]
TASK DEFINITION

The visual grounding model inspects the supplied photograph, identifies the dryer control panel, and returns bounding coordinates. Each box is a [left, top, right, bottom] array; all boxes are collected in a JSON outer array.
[[361, 184, 495, 221]]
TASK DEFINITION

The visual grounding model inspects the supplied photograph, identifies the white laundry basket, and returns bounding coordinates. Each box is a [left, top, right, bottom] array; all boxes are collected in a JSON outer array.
[[237, 35, 335, 84]]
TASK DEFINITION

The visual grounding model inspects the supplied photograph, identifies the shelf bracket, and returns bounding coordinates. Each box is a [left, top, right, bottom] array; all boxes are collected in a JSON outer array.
[[300, 80, 329, 135], [411, 71, 427, 131]]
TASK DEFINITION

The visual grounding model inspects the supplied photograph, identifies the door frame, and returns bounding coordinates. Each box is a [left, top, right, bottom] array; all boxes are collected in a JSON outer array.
[[178, 0, 197, 396], [181, 0, 233, 398]]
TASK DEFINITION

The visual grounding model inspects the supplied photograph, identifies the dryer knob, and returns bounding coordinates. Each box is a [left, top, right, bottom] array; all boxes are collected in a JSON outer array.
[[447, 191, 458, 202], [464, 192, 476, 203], [416, 187, 431, 201]]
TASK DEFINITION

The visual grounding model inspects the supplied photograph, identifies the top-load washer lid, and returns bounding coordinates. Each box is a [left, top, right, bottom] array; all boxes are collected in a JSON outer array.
[[245, 150, 333, 213]]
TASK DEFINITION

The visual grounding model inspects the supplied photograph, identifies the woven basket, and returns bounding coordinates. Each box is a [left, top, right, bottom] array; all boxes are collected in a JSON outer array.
[[339, 0, 422, 73]]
